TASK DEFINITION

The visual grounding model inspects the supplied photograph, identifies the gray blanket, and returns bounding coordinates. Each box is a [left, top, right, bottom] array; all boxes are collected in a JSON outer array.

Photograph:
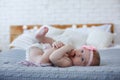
[[0, 49, 120, 80]]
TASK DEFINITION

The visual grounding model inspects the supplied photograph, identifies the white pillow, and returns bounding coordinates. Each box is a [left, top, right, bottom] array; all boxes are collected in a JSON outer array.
[[68, 27, 90, 35], [72, 24, 112, 36], [9, 29, 38, 50], [54, 28, 88, 48], [91, 24, 112, 32], [86, 30, 114, 49]]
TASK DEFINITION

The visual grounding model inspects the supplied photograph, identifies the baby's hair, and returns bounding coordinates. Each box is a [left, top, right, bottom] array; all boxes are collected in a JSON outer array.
[[90, 50, 100, 66]]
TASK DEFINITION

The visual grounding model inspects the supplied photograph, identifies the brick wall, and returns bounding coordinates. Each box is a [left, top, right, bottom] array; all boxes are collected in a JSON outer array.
[[0, 0, 120, 50]]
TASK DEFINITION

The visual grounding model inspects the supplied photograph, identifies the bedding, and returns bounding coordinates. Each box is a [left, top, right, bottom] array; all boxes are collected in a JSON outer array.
[[86, 29, 114, 49], [0, 49, 120, 80], [91, 24, 112, 32], [9, 25, 64, 50], [9, 24, 114, 50]]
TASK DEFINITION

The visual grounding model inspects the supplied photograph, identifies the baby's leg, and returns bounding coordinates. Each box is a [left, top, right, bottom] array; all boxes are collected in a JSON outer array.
[[35, 26, 49, 42]]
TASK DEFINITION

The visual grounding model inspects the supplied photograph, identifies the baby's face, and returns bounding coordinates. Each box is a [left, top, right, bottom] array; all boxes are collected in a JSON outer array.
[[69, 47, 93, 66]]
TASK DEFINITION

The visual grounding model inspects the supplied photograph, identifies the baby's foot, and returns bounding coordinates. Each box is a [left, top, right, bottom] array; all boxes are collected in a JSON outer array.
[[35, 26, 49, 39]]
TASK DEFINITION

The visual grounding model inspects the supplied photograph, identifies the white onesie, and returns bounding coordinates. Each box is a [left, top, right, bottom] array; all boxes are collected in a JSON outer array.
[[26, 43, 51, 61]]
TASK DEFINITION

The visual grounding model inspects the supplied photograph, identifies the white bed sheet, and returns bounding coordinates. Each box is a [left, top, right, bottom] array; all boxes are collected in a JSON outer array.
[[98, 44, 120, 51]]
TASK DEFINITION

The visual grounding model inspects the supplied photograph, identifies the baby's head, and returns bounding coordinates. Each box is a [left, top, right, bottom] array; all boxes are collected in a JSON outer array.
[[70, 45, 100, 66]]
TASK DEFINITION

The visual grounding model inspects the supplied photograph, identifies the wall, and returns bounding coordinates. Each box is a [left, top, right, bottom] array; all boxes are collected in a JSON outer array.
[[0, 0, 120, 50]]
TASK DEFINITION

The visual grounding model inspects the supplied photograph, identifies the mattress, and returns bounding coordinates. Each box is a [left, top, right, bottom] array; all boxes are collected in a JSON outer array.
[[0, 49, 120, 80]]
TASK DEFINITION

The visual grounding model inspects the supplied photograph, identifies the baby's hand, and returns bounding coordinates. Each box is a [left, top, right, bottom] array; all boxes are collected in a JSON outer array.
[[52, 41, 64, 48]]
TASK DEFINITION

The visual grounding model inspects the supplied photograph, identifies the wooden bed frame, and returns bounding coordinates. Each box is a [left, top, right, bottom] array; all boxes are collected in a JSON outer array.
[[10, 23, 114, 42]]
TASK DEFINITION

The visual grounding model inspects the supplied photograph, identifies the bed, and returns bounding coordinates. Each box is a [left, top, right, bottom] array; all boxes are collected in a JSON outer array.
[[0, 24, 120, 80]]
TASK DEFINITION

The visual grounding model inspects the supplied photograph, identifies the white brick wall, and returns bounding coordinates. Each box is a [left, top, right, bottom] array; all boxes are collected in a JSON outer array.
[[0, 0, 120, 50]]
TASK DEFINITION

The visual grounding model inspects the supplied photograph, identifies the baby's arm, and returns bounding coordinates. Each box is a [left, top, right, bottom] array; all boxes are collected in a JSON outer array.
[[49, 44, 74, 67]]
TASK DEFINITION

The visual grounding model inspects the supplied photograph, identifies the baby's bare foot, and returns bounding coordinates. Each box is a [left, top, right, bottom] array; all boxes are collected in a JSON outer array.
[[35, 26, 49, 39]]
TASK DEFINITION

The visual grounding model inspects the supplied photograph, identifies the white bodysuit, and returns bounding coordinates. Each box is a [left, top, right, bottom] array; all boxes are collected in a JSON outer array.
[[26, 43, 51, 61]]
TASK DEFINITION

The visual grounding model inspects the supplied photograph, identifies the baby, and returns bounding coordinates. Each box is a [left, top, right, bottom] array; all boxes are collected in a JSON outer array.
[[50, 44, 100, 67], [26, 26, 100, 67]]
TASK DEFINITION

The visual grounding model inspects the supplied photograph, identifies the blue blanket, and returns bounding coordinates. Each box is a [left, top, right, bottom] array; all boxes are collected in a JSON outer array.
[[0, 49, 120, 80]]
